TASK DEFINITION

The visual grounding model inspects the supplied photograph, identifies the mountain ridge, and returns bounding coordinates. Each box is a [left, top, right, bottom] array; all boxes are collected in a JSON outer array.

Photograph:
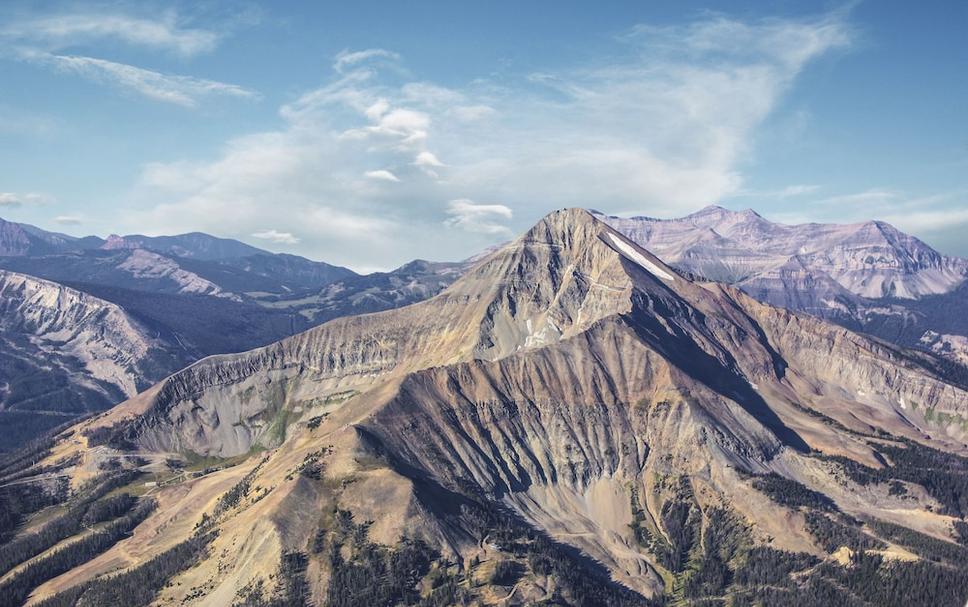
[[5, 209, 968, 606], [595, 206, 968, 369]]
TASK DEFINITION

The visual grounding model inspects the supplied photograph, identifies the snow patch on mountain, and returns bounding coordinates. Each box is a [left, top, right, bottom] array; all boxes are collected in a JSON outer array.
[[605, 232, 675, 282]]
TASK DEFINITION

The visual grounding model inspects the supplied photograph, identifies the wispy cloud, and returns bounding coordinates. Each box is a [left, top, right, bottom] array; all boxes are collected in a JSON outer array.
[[775, 184, 822, 198], [3, 9, 253, 108], [333, 48, 400, 73], [445, 200, 513, 234], [364, 169, 400, 182], [53, 214, 83, 225], [28, 51, 256, 107], [0, 192, 53, 207], [252, 229, 299, 245], [125, 12, 852, 269], [2, 11, 219, 57]]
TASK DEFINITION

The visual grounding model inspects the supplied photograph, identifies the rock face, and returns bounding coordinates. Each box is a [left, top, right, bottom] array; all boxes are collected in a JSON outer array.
[[595, 206, 968, 364], [15, 209, 968, 606], [0, 270, 182, 427]]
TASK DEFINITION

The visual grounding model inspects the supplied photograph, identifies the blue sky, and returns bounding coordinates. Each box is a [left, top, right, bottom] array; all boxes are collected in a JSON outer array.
[[0, 0, 965, 271]]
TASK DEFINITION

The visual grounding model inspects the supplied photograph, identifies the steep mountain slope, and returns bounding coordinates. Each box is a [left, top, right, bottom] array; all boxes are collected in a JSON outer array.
[[4, 210, 968, 607], [0, 270, 185, 448], [0, 247, 459, 450], [595, 206, 968, 365]]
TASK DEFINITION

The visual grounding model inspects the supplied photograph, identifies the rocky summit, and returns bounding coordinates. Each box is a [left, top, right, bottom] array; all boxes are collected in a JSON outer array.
[[2, 209, 968, 607]]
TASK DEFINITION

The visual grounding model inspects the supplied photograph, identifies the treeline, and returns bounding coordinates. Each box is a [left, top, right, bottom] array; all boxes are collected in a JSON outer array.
[[633, 473, 968, 606], [0, 480, 67, 545], [318, 511, 436, 607], [0, 492, 137, 578], [1, 470, 139, 566], [461, 500, 659, 607], [723, 532, 968, 607], [231, 509, 443, 607], [0, 432, 76, 544], [803, 511, 884, 553], [733, 546, 818, 588], [0, 498, 156, 607], [629, 481, 705, 575], [815, 551, 968, 607], [954, 520, 968, 546], [0, 433, 56, 478], [34, 530, 218, 607], [681, 508, 747, 600], [751, 473, 838, 512], [822, 439, 968, 517], [0, 453, 80, 487], [867, 519, 968, 566]]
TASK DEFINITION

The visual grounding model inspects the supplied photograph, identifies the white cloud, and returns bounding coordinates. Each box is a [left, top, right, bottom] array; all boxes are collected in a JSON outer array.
[[123, 12, 851, 270], [777, 184, 821, 198], [445, 199, 513, 234], [252, 229, 300, 245], [29, 52, 256, 107], [3, 9, 252, 107], [53, 214, 83, 225], [0, 192, 53, 207], [364, 170, 400, 182], [451, 105, 496, 121], [342, 107, 430, 145], [414, 151, 444, 167], [2, 12, 219, 57], [333, 48, 400, 73], [881, 207, 968, 233]]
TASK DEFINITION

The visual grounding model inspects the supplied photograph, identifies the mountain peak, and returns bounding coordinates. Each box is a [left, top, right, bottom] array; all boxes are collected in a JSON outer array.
[[518, 208, 678, 285], [693, 204, 729, 215], [523, 207, 605, 246]]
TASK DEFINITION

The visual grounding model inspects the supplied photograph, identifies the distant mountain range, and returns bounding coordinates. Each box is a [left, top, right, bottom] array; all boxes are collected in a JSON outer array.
[[0, 216, 471, 450], [0, 216, 356, 293], [596, 206, 968, 365], [6, 209, 968, 606], [2, 208, 966, 452]]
